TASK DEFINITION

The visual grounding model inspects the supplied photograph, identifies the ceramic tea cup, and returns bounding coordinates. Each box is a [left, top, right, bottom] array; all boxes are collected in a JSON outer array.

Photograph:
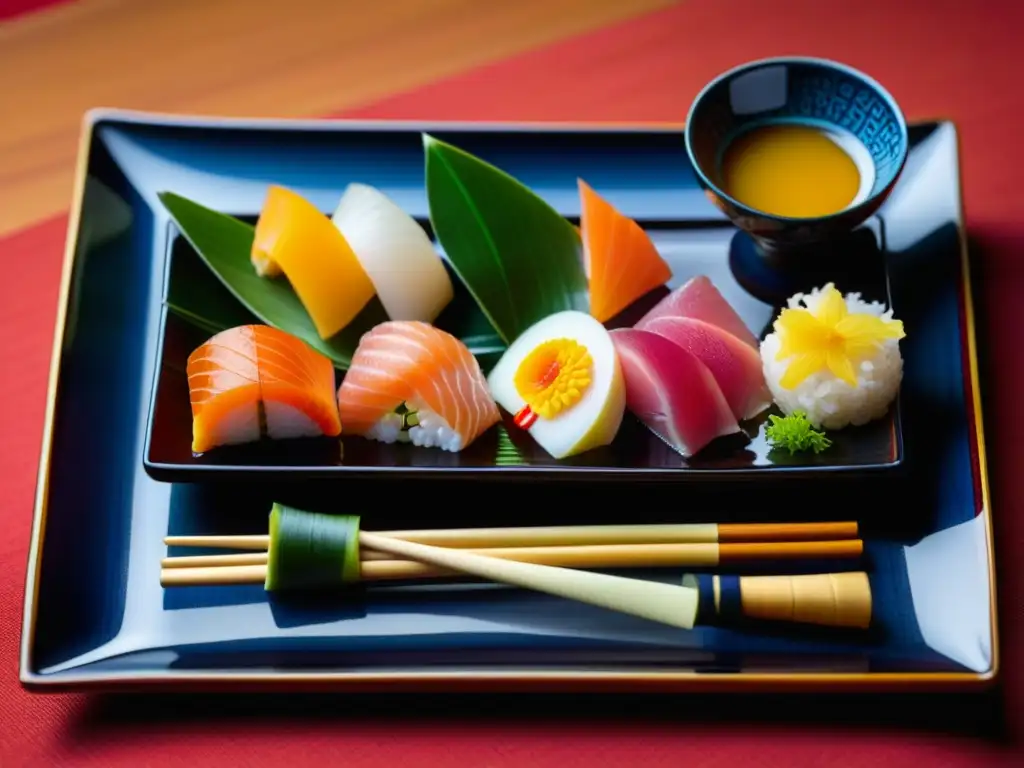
[[685, 57, 908, 253]]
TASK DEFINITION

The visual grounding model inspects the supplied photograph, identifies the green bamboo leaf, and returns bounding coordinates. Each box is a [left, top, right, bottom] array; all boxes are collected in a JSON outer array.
[[423, 134, 589, 344], [166, 233, 260, 334], [159, 191, 507, 371], [159, 191, 384, 369]]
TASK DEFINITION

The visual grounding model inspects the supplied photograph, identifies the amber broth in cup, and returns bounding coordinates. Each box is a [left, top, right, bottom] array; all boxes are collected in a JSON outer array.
[[719, 123, 873, 218]]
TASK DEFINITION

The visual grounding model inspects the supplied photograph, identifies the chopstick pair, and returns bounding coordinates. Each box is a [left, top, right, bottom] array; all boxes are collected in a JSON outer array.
[[162, 520, 863, 585], [159, 512, 872, 630]]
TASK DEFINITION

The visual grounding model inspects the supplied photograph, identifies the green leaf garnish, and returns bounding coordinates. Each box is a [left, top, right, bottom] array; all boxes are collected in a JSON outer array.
[[159, 191, 506, 370], [160, 191, 383, 369], [423, 134, 589, 344], [764, 411, 832, 455], [165, 227, 262, 335]]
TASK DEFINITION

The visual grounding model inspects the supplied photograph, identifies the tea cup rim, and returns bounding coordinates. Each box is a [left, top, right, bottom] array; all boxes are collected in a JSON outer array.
[[684, 56, 910, 224]]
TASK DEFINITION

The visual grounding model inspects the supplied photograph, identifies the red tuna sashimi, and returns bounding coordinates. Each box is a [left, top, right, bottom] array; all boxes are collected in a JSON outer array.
[[610, 328, 740, 457], [636, 275, 760, 349], [643, 316, 772, 421]]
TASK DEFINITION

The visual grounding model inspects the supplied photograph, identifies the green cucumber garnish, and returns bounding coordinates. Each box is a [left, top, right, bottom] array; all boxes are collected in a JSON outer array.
[[265, 504, 361, 591]]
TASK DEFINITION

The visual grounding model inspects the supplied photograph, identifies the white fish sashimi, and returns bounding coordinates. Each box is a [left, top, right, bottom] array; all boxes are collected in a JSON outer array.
[[331, 183, 455, 322]]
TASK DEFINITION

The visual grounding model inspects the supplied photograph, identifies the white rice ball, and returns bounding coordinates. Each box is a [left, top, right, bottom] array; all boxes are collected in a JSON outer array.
[[760, 284, 903, 430]]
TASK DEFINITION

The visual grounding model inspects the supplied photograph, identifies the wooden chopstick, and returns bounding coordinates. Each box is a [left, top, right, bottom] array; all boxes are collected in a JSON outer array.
[[160, 539, 863, 586], [164, 552, 269, 568], [164, 521, 857, 551], [162, 539, 862, 570]]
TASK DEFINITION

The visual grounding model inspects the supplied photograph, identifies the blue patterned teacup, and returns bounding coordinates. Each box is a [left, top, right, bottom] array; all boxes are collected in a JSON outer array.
[[685, 57, 908, 253]]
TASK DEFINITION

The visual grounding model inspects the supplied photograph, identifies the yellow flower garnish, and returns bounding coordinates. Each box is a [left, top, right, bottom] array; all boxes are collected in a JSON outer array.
[[513, 338, 592, 419], [774, 285, 905, 390]]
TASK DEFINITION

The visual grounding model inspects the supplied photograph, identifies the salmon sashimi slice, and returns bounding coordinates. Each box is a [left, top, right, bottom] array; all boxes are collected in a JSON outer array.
[[578, 179, 673, 323], [643, 316, 773, 421], [636, 275, 761, 349], [337, 321, 501, 452], [187, 324, 342, 454], [610, 329, 741, 457]]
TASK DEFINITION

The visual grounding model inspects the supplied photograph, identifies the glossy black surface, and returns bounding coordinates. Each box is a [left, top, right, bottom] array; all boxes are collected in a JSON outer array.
[[141, 127, 901, 482]]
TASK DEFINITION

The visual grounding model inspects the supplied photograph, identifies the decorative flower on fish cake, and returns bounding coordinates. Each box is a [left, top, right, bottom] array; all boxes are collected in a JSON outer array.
[[774, 284, 905, 389], [512, 338, 592, 428]]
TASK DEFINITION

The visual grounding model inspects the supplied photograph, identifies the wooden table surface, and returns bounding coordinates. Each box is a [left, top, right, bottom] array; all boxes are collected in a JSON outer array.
[[2, 1, 1023, 766], [0, 0, 672, 238]]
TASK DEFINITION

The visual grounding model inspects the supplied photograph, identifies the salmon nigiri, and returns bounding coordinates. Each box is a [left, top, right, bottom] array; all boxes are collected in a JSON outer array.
[[578, 179, 672, 323], [186, 324, 342, 454], [336, 321, 501, 452]]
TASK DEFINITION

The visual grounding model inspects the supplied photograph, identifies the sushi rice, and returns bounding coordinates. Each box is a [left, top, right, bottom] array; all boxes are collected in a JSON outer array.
[[364, 407, 465, 453], [760, 284, 903, 430]]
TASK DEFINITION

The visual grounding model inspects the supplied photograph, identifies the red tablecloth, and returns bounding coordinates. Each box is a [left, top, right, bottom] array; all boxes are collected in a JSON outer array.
[[0, 0, 63, 21], [2, 2, 1022, 765]]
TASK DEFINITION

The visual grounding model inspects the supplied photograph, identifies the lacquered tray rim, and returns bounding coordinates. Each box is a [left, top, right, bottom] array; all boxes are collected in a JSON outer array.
[[19, 108, 999, 693]]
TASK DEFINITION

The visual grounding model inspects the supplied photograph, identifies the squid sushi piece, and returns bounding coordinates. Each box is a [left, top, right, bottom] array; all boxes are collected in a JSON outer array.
[[336, 321, 501, 452], [331, 182, 455, 323], [186, 324, 342, 454]]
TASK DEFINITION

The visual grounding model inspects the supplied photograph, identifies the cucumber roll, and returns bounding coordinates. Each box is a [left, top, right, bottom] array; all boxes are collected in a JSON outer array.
[[265, 504, 361, 591]]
